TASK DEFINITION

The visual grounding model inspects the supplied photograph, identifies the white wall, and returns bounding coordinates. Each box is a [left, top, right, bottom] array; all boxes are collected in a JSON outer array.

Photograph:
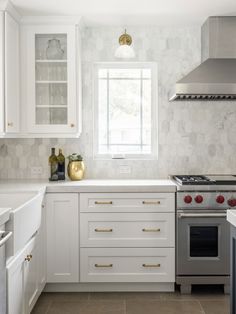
[[1, 25, 236, 179]]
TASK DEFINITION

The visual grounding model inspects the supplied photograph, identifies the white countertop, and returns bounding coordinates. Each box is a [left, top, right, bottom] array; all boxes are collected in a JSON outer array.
[[0, 179, 176, 193], [227, 209, 236, 227]]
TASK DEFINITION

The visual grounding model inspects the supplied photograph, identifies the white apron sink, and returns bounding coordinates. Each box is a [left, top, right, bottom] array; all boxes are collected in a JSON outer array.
[[0, 191, 44, 257]]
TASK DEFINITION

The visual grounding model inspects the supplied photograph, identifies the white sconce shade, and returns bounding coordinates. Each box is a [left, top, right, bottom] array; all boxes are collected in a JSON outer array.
[[115, 30, 135, 59]]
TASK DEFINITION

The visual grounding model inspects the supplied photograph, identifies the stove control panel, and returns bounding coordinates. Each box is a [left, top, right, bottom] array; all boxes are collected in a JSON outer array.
[[177, 192, 236, 209]]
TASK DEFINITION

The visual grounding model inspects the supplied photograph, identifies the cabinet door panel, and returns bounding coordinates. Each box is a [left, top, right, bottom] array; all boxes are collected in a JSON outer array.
[[7, 236, 36, 314], [5, 12, 20, 133], [46, 193, 79, 282], [25, 26, 77, 134], [24, 240, 38, 313], [0, 12, 4, 134]]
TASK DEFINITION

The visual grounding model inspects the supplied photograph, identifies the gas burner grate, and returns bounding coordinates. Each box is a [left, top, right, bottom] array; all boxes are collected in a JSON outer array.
[[173, 175, 214, 185]]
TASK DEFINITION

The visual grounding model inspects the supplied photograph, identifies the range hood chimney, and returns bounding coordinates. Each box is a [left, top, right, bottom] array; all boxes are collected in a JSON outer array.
[[170, 16, 236, 101]]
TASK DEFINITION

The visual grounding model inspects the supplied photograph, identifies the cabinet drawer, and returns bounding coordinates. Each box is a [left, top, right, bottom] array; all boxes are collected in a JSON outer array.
[[80, 248, 175, 282], [80, 193, 175, 213], [80, 213, 174, 247]]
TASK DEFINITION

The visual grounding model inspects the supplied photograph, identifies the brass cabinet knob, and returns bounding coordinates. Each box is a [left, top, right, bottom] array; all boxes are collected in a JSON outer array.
[[7, 122, 13, 127], [70, 123, 75, 128], [25, 254, 33, 262]]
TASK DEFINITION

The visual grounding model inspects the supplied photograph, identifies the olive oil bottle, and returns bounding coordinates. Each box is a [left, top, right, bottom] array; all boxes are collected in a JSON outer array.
[[57, 148, 65, 180], [49, 148, 58, 181]]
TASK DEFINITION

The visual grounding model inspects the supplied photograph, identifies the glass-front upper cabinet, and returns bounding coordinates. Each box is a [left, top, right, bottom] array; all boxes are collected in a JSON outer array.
[[24, 25, 78, 135]]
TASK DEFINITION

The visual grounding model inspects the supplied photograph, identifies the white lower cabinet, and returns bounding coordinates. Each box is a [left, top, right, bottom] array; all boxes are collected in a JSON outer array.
[[46, 193, 79, 282], [7, 200, 46, 314], [7, 236, 39, 314], [79, 192, 175, 285], [80, 212, 174, 247], [80, 248, 175, 283]]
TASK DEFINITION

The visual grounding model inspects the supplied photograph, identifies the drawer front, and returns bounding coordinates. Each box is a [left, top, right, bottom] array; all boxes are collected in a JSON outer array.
[[80, 248, 175, 282], [80, 193, 175, 213], [80, 213, 174, 247]]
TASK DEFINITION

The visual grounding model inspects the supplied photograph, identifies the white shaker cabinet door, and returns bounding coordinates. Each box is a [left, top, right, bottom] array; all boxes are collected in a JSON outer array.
[[5, 11, 20, 133], [46, 193, 79, 282], [0, 12, 4, 135]]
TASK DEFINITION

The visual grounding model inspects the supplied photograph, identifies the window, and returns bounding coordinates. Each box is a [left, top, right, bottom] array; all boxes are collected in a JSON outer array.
[[94, 62, 157, 159]]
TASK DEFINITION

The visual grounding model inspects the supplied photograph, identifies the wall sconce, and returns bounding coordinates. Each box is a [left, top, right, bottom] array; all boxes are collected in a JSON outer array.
[[115, 29, 135, 59]]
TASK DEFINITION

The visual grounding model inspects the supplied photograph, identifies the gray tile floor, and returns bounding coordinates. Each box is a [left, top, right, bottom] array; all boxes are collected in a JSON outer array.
[[32, 286, 230, 314]]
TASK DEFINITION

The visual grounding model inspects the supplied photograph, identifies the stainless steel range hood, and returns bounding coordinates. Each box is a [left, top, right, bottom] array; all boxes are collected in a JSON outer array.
[[170, 16, 236, 101]]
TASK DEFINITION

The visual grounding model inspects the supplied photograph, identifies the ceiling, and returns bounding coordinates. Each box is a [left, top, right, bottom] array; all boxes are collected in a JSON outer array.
[[11, 0, 236, 26]]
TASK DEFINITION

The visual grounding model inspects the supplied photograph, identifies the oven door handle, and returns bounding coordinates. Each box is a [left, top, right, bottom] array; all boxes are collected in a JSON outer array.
[[0, 231, 12, 247], [178, 213, 227, 218]]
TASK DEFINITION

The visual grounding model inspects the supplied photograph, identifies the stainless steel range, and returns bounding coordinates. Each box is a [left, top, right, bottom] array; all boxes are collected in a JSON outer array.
[[172, 175, 236, 294]]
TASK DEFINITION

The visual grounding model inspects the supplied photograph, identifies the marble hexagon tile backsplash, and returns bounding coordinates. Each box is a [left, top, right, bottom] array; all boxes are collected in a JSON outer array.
[[1, 25, 236, 179]]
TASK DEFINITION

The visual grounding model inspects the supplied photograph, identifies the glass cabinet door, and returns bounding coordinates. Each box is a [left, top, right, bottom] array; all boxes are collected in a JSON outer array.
[[26, 26, 77, 134], [35, 34, 68, 125]]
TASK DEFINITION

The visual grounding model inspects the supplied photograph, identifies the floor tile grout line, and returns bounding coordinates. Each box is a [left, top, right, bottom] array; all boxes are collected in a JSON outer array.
[[197, 299, 206, 314], [44, 300, 53, 314]]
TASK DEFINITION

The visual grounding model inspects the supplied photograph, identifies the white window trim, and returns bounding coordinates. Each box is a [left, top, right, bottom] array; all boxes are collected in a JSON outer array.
[[93, 62, 158, 160]]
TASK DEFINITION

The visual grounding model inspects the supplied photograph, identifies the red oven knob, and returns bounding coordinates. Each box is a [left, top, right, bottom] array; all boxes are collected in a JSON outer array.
[[184, 195, 192, 204], [194, 195, 203, 203], [228, 198, 236, 207], [216, 195, 225, 204]]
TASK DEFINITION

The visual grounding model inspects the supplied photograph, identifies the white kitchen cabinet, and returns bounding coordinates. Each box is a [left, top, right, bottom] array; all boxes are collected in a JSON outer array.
[[7, 236, 38, 314], [80, 193, 175, 213], [0, 10, 20, 135], [21, 22, 81, 136], [37, 200, 46, 294], [80, 192, 175, 285], [80, 248, 175, 283], [80, 212, 175, 247], [24, 238, 39, 313], [46, 193, 79, 282]]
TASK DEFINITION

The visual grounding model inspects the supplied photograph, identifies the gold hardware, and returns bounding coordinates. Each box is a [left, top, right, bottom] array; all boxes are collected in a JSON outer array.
[[95, 201, 113, 205], [95, 264, 113, 268], [25, 255, 32, 262], [42, 204, 45, 208], [142, 228, 161, 232], [7, 122, 13, 127], [142, 201, 161, 205], [119, 29, 132, 46], [142, 264, 161, 268], [70, 123, 75, 128], [95, 228, 113, 232]]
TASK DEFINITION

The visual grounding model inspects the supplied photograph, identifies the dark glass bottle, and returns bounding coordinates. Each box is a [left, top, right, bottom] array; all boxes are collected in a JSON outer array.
[[49, 148, 58, 181], [57, 148, 65, 180]]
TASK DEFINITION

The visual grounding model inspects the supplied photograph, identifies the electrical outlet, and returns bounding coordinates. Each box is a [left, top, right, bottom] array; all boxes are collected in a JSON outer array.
[[31, 166, 43, 176], [119, 165, 132, 174]]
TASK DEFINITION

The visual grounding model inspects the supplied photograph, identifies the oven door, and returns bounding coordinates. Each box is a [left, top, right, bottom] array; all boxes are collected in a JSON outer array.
[[177, 210, 230, 276]]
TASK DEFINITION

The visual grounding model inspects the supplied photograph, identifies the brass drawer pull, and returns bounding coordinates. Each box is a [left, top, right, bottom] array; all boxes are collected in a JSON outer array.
[[142, 263, 161, 268], [95, 201, 113, 205], [7, 122, 13, 127], [142, 228, 161, 232], [142, 201, 161, 205], [95, 228, 113, 232], [95, 264, 113, 268]]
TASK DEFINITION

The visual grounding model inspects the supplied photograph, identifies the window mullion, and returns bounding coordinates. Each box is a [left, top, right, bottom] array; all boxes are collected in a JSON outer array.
[[107, 70, 110, 151], [140, 69, 143, 152]]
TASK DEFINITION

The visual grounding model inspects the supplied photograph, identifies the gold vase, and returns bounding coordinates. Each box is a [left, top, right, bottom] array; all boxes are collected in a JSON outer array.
[[67, 161, 85, 181]]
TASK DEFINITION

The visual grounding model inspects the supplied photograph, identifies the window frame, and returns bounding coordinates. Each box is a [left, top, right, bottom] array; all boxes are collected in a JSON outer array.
[[93, 62, 158, 160]]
